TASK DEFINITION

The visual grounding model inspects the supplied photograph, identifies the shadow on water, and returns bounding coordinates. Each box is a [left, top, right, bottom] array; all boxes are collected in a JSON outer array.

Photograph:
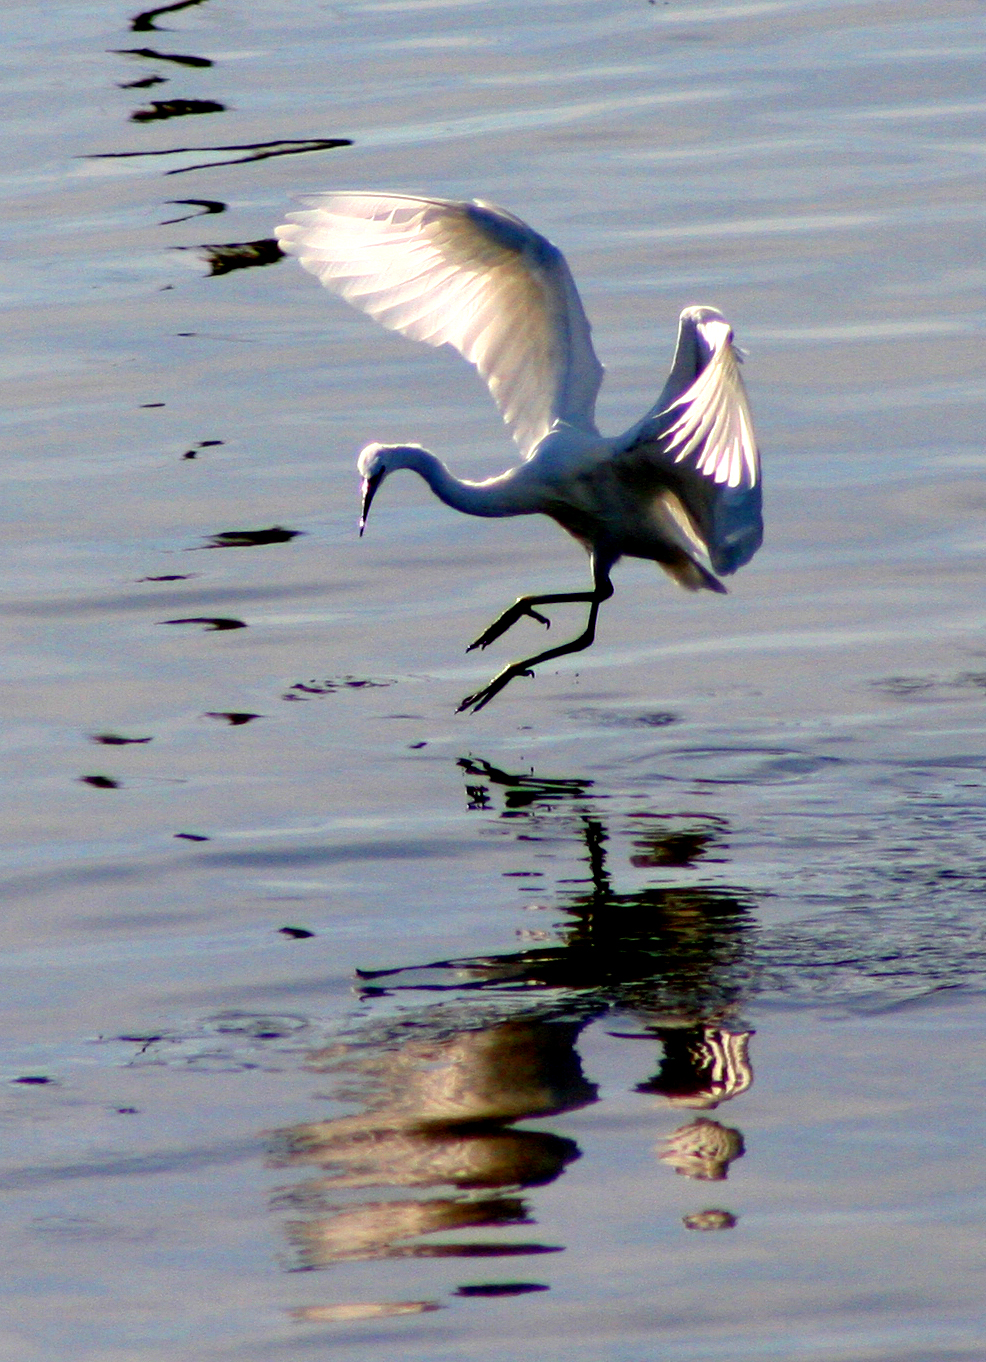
[[160, 615, 246, 630], [181, 238, 284, 275], [118, 74, 168, 90], [84, 138, 353, 176], [130, 0, 211, 32], [112, 46, 214, 68], [195, 526, 302, 547], [130, 98, 226, 123], [93, 11, 351, 174], [160, 198, 225, 224]]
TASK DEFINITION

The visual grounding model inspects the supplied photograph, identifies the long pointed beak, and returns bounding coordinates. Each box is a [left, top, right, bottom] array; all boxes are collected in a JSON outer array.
[[358, 471, 384, 537]]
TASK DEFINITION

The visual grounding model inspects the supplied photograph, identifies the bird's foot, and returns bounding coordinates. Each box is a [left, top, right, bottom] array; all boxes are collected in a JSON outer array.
[[466, 601, 551, 652], [457, 666, 535, 714]]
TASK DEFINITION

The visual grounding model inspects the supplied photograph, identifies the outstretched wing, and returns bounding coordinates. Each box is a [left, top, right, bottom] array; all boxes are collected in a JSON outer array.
[[615, 306, 762, 575], [275, 192, 604, 459]]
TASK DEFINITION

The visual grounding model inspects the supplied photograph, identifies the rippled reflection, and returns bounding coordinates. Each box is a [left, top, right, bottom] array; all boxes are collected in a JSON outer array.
[[636, 1027, 753, 1108], [103, 747, 986, 1321], [269, 1017, 589, 1268], [268, 756, 760, 1284], [366, 759, 755, 1028], [659, 1117, 744, 1182]]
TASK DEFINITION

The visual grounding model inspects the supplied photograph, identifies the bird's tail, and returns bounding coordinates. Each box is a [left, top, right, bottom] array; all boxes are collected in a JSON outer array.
[[660, 555, 727, 594]]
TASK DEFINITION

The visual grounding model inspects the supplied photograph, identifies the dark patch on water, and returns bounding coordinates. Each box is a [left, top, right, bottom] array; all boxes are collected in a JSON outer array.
[[455, 1281, 549, 1297], [200, 526, 300, 548], [90, 733, 153, 745], [181, 238, 284, 275], [130, 98, 226, 123], [386, 1243, 561, 1259], [160, 198, 225, 224], [84, 137, 352, 175], [182, 439, 224, 458], [161, 616, 246, 630], [130, 0, 210, 32], [112, 45, 213, 68]]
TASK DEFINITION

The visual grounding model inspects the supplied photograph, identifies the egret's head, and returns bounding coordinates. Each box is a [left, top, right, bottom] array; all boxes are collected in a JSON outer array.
[[356, 443, 390, 536], [356, 443, 430, 535]]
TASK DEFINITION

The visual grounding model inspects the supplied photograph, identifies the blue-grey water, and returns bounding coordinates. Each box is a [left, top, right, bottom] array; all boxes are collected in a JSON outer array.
[[2, 1, 985, 1358]]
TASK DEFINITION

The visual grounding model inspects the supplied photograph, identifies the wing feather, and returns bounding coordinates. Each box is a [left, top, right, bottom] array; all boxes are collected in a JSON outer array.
[[275, 191, 604, 457], [662, 336, 758, 489], [615, 306, 762, 575]]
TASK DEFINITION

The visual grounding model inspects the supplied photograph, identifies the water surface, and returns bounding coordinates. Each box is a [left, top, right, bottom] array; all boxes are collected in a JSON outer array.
[[2, 0, 985, 1358]]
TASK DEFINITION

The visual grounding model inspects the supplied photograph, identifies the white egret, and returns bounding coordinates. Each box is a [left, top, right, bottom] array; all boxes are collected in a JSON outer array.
[[275, 192, 762, 713]]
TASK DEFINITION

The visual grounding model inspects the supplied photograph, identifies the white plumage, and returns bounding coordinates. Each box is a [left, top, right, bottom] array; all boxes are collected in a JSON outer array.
[[276, 191, 762, 712]]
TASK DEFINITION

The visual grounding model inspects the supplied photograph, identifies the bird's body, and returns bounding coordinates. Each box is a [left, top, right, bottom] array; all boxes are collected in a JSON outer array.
[[275, 192, 762, 711]]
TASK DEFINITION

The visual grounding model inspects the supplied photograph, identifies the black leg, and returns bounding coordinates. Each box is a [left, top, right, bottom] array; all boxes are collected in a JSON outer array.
[[466, 589, 601, 652], [458, 571, 614, 713]]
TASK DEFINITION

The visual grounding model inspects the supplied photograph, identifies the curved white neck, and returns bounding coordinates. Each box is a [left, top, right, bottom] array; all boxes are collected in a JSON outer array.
[[383, 445, 538, 518]]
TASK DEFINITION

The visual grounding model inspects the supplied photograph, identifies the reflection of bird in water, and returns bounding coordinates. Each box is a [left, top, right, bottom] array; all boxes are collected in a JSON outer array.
[[267, 1019, 592, 1267], [659, 1117, 745, 1181], [283, 1195, 536, 1268], [682, 1209, 737, 1231], [275, 759, 760, 1267], [362, 797, 756, 1027], [637, 1026, 753, 1109], [289, 1301, 439, 1322], [276, 193, 762, 711]]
